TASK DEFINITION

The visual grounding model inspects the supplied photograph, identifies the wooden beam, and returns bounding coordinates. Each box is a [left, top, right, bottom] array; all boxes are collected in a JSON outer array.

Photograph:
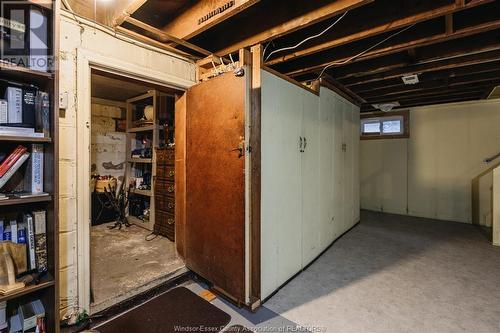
[[216, 0, 373, 56], [163, 0, 261, 40], [250, 44, 262, 303], [124, 16, 213, 57], [398, 95, 481, 108], [366, 86, 492, 104], [114, 26, 196, 58], [361, 93, 483, 111], [396, 91, 484, 105], [352, 65, 500, 93], [266, 0, 493, 66], [359, 75, 500, 99], [320, 75, 365, 105], [111, 0, 148, 27], [285, 18, 500, 78], [341, 49, 500, 86], [445, 14, 454, 35]]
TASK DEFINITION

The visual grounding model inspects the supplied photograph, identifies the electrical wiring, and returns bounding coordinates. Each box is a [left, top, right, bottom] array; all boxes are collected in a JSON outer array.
[[316, 23, 417, 80], [264, 11, 349, 62]]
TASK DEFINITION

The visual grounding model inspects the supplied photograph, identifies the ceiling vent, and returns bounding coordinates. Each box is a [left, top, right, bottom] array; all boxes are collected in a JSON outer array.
[[402, 74, 419, 85], [372, 102, 400, 112]]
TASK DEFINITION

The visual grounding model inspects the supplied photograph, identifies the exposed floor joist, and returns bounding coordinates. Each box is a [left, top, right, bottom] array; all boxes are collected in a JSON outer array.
[[162, 0, 262, 40], [97, 0, 500, 110], [191, 0, 374, 56], [281, 18, 500, 78], [111, 0, 148, 27], [266, 0, 492, 66], [123, 16, 213, 57]]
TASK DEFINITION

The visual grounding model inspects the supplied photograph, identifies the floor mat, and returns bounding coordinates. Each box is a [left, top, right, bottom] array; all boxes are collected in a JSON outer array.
[[96, 287, 231, 333]]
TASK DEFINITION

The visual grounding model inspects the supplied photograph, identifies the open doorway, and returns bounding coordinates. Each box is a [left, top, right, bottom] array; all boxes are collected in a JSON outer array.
[[89, 70, 185, 313]]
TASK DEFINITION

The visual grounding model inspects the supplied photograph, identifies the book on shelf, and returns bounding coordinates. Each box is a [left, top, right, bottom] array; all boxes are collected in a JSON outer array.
[[35, 91, 50, 136], [5, 86, 22, 124], [24, 213, 36, 271], [3, 225, 11, 241], [24, 144, 44, 194], [22, 87, 36, 127], [0, 100, 7, 124], [0, 150, 30, 189], [17, 221, 27, 244], [10, 219, 17, 243], [33, 210, 47, 272], [0, 126, 44, 138], [18, 299, 45, 332], [0, 145, 27, 178]]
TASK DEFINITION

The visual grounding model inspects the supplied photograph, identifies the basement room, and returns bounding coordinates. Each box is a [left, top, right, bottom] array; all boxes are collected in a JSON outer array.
[[0, 1, 498, 333]]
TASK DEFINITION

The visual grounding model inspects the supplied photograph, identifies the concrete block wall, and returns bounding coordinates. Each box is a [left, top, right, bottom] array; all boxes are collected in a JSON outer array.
[[90, 104, 126, 182]]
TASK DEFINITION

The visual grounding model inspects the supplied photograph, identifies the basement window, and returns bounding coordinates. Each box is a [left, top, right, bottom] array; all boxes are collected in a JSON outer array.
[[360, 110, 409, 140]]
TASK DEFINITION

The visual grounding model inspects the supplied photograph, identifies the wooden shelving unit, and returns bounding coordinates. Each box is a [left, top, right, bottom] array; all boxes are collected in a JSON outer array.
[[0, 195, 52, 207], [125, 90, 168, 231], [0, 136, 52, 143], [0, 1, 59, 332]]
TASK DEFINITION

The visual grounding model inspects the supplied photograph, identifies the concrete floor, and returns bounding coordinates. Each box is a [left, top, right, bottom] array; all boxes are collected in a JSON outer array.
[[264, 210, 500, 333], [96, 211, 500, 332], [90, 222, 185, 313]]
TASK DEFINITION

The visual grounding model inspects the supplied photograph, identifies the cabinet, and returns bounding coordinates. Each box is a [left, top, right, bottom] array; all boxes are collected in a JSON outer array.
[[155, 147, 175, 241], [261, 70, 360, 299]]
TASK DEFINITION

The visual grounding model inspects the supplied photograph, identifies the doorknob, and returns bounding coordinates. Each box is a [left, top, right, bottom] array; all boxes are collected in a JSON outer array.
[[303, 137, 307, 151], [231, 137, 245, 158], [299, 137, 303, 152]]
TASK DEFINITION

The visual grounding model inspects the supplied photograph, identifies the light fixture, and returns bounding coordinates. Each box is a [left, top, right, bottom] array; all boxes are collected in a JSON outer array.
[[372, 102, 400, 112]]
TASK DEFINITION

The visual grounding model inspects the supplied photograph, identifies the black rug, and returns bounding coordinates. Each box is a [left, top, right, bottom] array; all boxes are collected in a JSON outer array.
[[96, 287, 231, 333]]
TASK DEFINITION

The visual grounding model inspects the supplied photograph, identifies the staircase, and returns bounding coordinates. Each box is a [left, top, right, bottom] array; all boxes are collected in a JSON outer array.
[[471, 153, 500, 246]]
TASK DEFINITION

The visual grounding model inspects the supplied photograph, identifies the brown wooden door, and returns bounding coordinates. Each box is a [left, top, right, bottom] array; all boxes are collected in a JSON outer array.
[[185, 72, 247, 303]]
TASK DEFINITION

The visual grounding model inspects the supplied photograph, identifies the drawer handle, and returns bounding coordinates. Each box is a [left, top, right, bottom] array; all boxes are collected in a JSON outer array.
[[168, 170, 175, 177], [167, 218, 175, 225], [168, 202, 175, 209], [167, 185, 175, 192]]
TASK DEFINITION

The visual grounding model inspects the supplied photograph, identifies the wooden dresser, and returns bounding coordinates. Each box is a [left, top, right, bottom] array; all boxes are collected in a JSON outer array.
[[154, 147, 175, 241]]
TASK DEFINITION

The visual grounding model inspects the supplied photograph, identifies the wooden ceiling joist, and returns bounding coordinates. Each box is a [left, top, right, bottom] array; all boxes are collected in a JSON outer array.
[[124, 16, 213, 57], [111, 0, 148, 27], [214, 0, 373, 56], [284, 18, 500, 78], [359, 75, 500, 100], [162, 0, 262, 41], [265, 0, 492, 66], [321, 75, 366, 105], [114, 26, 195, 58], [365, 86, 492, 104], [350, 63, 500, 92], [340, 49, 500, 87]]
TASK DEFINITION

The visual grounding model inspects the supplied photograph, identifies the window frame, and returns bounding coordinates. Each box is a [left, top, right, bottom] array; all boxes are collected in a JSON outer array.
[[360, 110, 410, 140]]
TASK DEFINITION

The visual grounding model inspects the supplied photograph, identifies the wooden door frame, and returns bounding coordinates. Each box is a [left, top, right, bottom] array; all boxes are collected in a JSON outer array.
[[249, 45, 262, 307], [75, 48, 193, 312]]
